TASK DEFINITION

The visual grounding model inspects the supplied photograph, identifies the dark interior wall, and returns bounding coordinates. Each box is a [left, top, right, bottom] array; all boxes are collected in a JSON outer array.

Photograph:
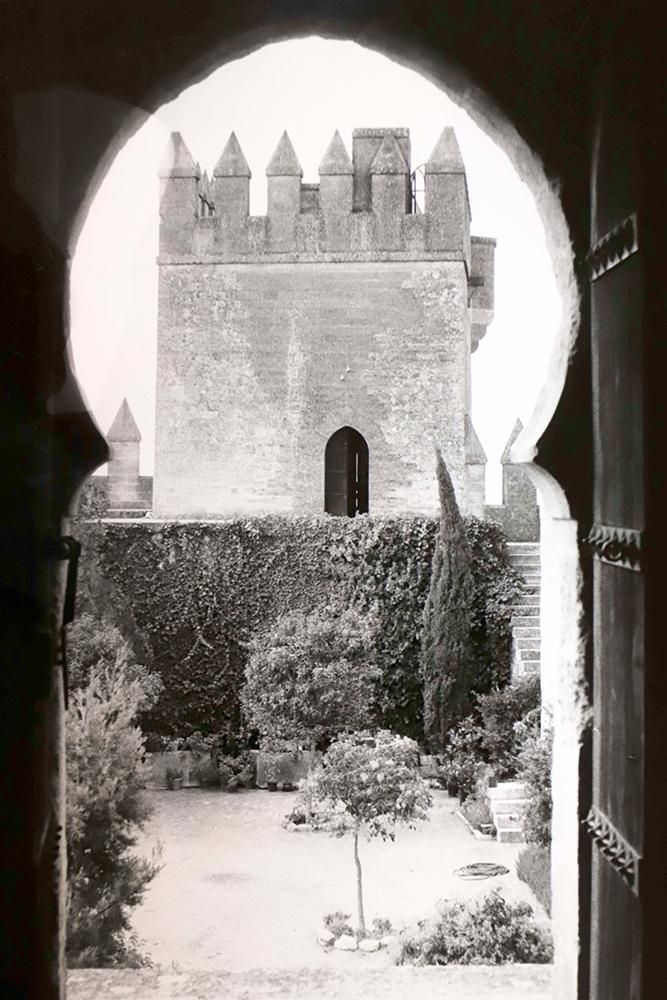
[[0, 2, 629, 997]]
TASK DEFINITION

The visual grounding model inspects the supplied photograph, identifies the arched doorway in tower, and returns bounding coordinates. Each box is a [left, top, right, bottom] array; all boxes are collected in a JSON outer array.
[[324, 427, 369, 517]]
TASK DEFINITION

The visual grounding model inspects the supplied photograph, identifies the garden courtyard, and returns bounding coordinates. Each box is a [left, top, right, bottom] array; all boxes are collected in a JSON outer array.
[[131, 787, 548, 970], [68, 786, 552, 999]]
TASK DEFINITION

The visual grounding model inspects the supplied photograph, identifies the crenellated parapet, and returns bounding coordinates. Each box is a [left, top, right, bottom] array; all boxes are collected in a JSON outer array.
[[157, 127, 495, 286]]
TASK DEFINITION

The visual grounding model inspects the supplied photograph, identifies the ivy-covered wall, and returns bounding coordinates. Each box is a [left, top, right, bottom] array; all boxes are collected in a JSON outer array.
[[75, 514, 519, 745]]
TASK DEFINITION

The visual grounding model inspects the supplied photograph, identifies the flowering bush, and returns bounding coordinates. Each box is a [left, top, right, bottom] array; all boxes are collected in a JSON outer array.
[[311, 731, 432, 934], [397, 890, 553, 965]]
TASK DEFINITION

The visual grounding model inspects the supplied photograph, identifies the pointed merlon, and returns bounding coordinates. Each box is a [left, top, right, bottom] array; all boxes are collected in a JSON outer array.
[[425, 127, 465, 174], [266, 131, 303, 177], [214, 131, 251, 178], [107, 399, 141, 443], [319, 130, 353, 175], [465, 415, 487, 464], [158, 132, 200, 178], [370, 133, 408, 174], [501, 419, 524, 463]]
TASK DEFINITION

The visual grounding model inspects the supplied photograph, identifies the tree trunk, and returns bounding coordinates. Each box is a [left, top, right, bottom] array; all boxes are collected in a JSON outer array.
[[303, 741, 317, 823], [353, 827, 366, 936]]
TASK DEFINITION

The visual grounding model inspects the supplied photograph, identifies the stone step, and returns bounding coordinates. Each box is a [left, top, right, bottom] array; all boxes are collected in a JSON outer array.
[[513, 626, 540, 638], [491, 799, 528, 815], [517, 637, 541, 650], [488, 782, 527, 800], [496, 826, 525, 844], [516, 662, 540, 678], [514, 598, 541, 609]]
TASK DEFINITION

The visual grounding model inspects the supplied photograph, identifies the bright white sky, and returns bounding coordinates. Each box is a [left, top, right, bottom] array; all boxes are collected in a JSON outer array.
[[69, 38, 561, 501]]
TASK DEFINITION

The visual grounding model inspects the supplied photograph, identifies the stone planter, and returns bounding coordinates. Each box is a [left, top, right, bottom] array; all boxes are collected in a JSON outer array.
[[256, 749, 321, 789]]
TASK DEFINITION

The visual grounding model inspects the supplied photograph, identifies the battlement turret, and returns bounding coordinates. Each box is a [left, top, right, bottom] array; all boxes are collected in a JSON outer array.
[[157, 126, 492, 287]]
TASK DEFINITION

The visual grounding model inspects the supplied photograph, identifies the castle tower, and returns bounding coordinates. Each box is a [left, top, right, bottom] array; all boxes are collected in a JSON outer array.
[[318, 131, 353, 250], [154, 126, 496, 519], [425, 127, 471, 266], [483, 420, 540, 540], [107, 399, 143, 514], [158, 132, 200, 255], [370, 133, 409, 247], [266, 131, 302, 250], [213, 132, 250, 248], [465, 415, 487, 518]]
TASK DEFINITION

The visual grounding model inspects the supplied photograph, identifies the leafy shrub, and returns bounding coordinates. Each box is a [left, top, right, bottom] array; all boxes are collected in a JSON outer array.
[[516, 845, 552, 915], [371, 917, 394, 937], [312, 731, 432, 934], [516, 724, 553, 846], [242, 605, 379, 750], [218, 751, 256, 789], [324, 912, 354, 939], [67, 612, 162, 713], [421, 450, 475, 752], [191, 755, 221, 789], [66, 648, 161, 967], [461, 793, 495, 832], [396, 890, 553, 965], [464, 517, 524, 695], [477, 675, 541, 779], [438, 716, 485, 801]]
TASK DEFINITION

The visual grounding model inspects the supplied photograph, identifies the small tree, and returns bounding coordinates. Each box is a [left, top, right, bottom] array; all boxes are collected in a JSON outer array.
[[66, 640, 162, 966], [311, 730, 432, 935], [68, 611, 162, 712], [241, 604, 379, 752], [421, 449, 475, 752]]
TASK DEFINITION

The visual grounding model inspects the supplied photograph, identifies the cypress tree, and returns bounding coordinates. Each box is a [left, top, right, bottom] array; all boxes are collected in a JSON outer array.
[[421, 448, 475, 752]]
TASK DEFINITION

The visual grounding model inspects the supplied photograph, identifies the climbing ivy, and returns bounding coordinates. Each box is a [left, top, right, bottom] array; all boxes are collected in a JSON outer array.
[[74, 513, 518, 745]]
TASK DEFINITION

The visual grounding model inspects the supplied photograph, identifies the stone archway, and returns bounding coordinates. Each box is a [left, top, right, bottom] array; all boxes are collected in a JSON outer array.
[[3, 6, 624, 999]]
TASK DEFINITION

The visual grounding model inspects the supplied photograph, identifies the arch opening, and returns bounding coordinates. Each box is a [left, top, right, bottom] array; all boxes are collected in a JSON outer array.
[[324, 427, 369, 517], [62, 33, 584, 1000]]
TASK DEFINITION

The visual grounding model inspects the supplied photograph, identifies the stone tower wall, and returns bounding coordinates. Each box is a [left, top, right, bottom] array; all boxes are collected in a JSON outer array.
[[154, 127, 495, 518]]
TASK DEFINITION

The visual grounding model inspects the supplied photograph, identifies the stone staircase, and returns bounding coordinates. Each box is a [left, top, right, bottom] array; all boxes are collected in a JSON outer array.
[[488, 780, 529, 843], [506, 542, 541, 680]]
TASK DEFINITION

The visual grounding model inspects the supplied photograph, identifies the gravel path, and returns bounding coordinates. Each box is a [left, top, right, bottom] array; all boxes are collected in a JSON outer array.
[[129, 788, 549, 972], [68, 965, 552, 999]]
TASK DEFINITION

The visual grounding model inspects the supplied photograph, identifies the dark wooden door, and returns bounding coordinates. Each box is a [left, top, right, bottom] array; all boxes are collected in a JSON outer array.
[[324, 427, 369, 517], [587, 23, 644, 1000]]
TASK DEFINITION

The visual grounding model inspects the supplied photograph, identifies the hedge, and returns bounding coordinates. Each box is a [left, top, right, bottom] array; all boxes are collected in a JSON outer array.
[[74, 513, 520, 744]]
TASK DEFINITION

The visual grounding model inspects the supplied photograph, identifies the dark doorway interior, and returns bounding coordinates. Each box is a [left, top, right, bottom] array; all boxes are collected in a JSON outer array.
[[324, 427, 369, 517]]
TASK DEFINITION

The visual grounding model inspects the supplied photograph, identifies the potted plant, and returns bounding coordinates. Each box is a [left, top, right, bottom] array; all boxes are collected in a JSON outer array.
[[165, 763, 184, 790], [265, 758, 279, 792]]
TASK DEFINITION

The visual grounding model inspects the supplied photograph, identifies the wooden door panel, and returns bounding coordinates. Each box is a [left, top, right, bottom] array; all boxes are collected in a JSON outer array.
[[588, 22, 643, 998], [592, 251, 643, 527]]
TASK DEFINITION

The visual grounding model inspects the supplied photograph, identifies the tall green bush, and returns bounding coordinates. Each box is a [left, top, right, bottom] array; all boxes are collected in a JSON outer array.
[[241, 605, 379, 749], [66, 645, 161, 967], [421, 450, 474, 752]]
